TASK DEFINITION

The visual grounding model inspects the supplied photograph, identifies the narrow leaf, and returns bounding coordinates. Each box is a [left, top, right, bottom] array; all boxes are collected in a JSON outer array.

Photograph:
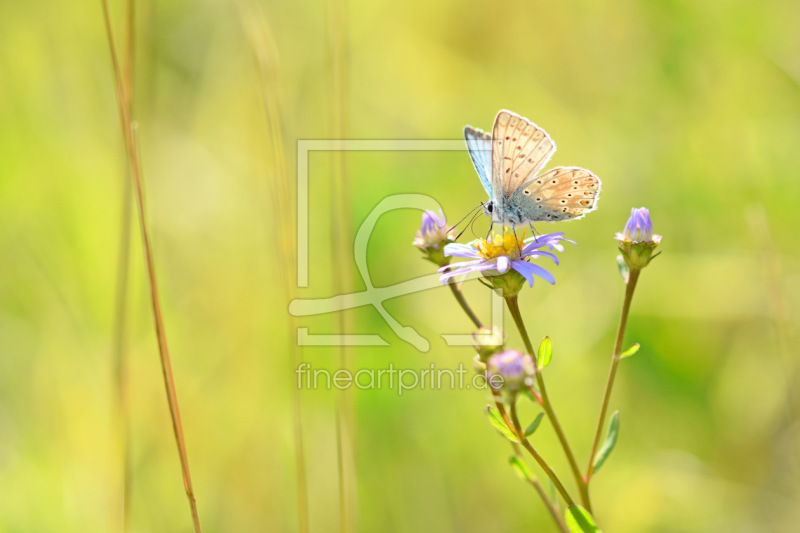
[[508, 456, 534, 483], [620, 343, 640, 359], [617, 255, 630, 284], [546, 478, 556, 504], [537, 336, 553, 368], [592, 411, 620, 473], [524, 412, 545, 436], [565, 505, 601, 532], [485, 405, 519, 443]]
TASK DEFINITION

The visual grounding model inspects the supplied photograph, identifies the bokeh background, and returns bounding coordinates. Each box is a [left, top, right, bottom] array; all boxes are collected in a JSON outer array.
[[1, 0, 799, 531]]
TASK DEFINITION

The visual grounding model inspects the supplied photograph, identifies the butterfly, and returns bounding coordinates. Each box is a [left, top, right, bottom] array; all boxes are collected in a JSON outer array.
[[464, 110, 601, 229]]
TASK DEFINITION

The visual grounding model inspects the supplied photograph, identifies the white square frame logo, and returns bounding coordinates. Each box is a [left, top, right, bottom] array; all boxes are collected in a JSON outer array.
[[288, 139, 504, 352]]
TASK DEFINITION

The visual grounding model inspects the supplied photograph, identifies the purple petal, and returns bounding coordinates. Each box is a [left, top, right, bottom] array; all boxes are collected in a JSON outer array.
[[443, 243, 480, 259], [511, 260, 556, 286], [439, 261, 497, 284], [527, 250, 560, 265], [496, 255, 510, 274]]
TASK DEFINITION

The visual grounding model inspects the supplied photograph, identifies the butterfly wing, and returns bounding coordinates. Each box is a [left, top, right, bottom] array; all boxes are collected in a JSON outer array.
[[464, 126, 493, 197], [491, 110, 556, 196], [510, 166, 601, 222]]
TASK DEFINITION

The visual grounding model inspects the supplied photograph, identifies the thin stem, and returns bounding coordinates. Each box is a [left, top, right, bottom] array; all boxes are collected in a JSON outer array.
[[509, 401, 575, 509], [238, 5, 309, 530], [100, 3, 202, 531], [586, 269, 641, 483], [493, 391, 568, 533], [505, 295, 590, 510], [528, 477, 569, 533], [447, 280, 482, 328]]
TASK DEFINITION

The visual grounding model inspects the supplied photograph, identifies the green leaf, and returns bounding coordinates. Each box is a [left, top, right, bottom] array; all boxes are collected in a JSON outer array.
[[524, 412, 545, 436], [565, 505, 601, 532], [537, 336, 553, 368], [546, 478, 556, 504], [617, 255, 630, 283], [508, 456, 534, 482], [592, 411, 620, 474], [485, 405, 519, 443], [620, 343, 640, 359]]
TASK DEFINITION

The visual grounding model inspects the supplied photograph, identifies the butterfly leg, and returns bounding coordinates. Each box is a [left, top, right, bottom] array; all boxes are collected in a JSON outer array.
[[486, 221, 494, 240], [510, 222, 522, 254], [529, 222, 539, 243]]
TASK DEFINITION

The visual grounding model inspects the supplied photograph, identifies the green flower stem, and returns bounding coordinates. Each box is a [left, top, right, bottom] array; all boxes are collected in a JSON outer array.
[[528, 476, 570, 533], [510, 400, 576, 515], [586, 269, 641, 483], [505, 295, 590, 510], [447, 280, 482, 328], [448, 280, 564, 531], [491, 391, 567, 533]]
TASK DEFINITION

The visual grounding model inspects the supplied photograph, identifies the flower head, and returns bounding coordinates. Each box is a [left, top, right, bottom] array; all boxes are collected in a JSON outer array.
[[615, 207, 661, 244], [487, 349, 535, 393], [616, 207, 661, 273], [414, 210, 456, 266], [473, 326, 505, 361], [438, 230, 573, 297]]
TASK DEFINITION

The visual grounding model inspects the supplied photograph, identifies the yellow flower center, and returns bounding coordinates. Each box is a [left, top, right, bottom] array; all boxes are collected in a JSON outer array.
[[475, 230, 526, 261]]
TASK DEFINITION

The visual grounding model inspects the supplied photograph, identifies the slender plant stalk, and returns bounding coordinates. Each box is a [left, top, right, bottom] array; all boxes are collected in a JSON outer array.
[[447, 280, 482, 328], [528, 475, 569, 533], [112, 153, 133, 533], [585, 269, 641, 489], [114, 0, 135, 529], [447, 284, 566, 530], [505, 295, 590, 510], [509, 401, 575, 509], [324, 0, 354, 529], [238, 4, 310, 530], [100, 3, 202, 531]]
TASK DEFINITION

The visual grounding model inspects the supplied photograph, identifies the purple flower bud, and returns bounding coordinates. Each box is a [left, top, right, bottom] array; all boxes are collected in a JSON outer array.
[[615, 207, 662, 273], [413, 210, 454, 250], [615, 207, 661, 244], [487, 350, 535, 392], [414, 210, 456, 267]]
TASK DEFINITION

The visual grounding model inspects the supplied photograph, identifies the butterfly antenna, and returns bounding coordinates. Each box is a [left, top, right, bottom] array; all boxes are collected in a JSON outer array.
[[447, 202, 483, 240], [456, 207, 484, 241], [448, 203, 483, 238]]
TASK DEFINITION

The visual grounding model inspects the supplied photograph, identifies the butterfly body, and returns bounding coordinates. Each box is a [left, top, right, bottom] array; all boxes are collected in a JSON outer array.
[[464, 110, 601, 227]]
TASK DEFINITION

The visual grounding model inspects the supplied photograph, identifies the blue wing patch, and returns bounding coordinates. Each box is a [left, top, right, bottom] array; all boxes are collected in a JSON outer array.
[[464, 126, 493, 198]]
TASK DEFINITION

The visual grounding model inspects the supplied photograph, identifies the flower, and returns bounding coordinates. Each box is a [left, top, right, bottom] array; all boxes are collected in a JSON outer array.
[[616, 207, 661, 273], [437, 230, 573, 297], [473, 326, 505, 361], [615, 207, 661, 244], [414, 210, 456, 266], [486, 350, 535, 392]]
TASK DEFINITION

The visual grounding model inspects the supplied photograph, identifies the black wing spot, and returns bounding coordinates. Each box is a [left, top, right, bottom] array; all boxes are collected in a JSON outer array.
[[535, 197, 542, 201], [560, 199, 567, 204], [524, 190, 530, 195], [551, 179, 557, 184]]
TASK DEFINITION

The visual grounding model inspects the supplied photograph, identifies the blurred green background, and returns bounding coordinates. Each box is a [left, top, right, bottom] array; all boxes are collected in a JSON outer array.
[[1, 0, 799, 531]]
